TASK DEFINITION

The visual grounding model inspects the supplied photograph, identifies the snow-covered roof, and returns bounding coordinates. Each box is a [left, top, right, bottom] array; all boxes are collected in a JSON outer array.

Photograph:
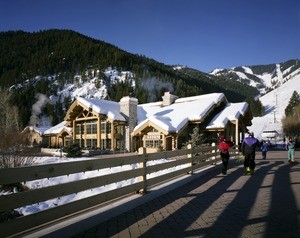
[[206, 102, 248, 129], [134, 93, 226, 133], [44, 121, 72, 135], [77, 97, 126, 121], [23, 126, 52, 135], [61, 92, 248, 135]]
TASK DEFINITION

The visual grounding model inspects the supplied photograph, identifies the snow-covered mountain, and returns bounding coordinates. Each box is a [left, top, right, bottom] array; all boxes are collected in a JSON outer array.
[[10, 67, 136, 125], [48, 67, 135, 103], [211, 59, 300, 140], [210, 59, 300, 95], [248, 72, 300, 140]]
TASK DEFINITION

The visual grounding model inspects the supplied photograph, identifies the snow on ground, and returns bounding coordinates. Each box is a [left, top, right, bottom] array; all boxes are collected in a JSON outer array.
[[3, 156, 189, 216], [16, 157, 139, 215], [248, 72, 300, 140]]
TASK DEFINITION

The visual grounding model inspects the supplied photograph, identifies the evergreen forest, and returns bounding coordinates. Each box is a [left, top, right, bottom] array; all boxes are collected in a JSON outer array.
[[0, 29, 259, 128]]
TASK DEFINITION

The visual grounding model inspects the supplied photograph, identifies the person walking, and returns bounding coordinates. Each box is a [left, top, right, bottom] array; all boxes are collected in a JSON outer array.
[[241, 132, 260, 175], [261, 140, 268, 160], [286, 137, 296, 163], [218, 135, 234, 174]]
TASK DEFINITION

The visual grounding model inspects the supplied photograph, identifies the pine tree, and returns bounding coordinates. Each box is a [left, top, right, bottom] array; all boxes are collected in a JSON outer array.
[[246, 97, 264, 117], [285, 91, 300, 117], [184, 126, 205, 149]]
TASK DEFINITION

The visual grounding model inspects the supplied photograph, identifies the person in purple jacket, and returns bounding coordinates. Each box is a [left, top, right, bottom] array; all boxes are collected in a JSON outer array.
[[242, 132, 260, 175]]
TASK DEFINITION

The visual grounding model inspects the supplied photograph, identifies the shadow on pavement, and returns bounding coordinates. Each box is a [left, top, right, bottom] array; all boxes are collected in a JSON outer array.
[[74, 152, 300, 238]]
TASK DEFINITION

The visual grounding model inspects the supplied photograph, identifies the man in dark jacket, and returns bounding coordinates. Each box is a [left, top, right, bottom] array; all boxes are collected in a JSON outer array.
[[242, 132, 260, 174]]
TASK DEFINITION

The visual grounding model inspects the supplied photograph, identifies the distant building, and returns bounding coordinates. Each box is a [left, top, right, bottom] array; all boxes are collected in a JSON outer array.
[[261, 130, 278, 139], [22, 126, 51, 146], [44, 92, 253, 152], [43, 121, 72, 147]]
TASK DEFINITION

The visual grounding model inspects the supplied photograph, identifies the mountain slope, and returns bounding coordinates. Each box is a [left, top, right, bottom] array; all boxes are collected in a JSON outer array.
[[1, 29, 260, 128], [211, 60, 300, 139], [210, 59, 300, 95], [177, 67, 258, 102], [0, 30, 257, 101], [0, 29, 133, 86], [248, 71, 300, 139]]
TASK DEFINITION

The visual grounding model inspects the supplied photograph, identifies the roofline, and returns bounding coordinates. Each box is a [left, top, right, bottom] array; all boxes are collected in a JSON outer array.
[[132, 120, 169, 137]]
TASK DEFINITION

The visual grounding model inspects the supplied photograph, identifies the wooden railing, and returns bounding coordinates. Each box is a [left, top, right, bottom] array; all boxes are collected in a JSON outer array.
[[0, 145, 239, 237]]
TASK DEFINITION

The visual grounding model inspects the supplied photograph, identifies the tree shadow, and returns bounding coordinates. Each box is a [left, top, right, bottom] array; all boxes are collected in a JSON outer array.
[[264, 105, 276, 115]]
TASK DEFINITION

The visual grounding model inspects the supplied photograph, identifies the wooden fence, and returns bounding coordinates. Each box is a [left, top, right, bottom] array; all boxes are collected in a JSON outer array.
[[0, 145, 239, 237]]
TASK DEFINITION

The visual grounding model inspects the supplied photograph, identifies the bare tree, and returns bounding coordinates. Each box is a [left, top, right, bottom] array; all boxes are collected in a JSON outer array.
[[0, 90, 20, 132], [282, 104, 300, 137], [0, 129, 36, 169], [0, 89, 35, 169]]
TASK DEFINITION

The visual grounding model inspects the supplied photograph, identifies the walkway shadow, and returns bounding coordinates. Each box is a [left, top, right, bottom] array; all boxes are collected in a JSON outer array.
[[264, 162, 300, 237], [139, 161, 278, 238], [74, 158, 300, 238]]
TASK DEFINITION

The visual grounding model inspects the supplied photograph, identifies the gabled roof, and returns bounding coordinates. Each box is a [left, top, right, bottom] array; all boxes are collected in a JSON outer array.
[[22, 126, 52, 135], [68, 97, 126, 122], [134, 93, 227, 134], [206, 102, 249, 129], [44, 121, 72, 135]]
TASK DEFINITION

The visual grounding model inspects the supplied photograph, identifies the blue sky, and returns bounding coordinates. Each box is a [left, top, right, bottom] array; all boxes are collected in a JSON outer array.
[[1, 0, 299, 73]]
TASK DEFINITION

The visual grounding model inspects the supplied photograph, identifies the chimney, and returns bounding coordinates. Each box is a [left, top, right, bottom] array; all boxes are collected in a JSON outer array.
[[119, 96, 138, 152], [162, 92, 178, 106]]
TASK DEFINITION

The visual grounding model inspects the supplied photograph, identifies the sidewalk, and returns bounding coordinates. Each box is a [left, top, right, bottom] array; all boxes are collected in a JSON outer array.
[[51, 151, 300, 237]]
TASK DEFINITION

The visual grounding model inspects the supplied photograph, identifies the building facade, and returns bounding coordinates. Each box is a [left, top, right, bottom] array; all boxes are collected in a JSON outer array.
[[45, 92, 253, 152]]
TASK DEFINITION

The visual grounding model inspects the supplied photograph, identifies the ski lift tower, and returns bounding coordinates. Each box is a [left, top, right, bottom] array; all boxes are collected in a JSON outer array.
[[273, 89, 278, 123]]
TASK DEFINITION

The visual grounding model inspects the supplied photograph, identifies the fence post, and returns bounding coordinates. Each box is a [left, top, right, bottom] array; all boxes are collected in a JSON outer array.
[[138, 147, 147, 194], [187, 144, 194, 174], [211, 142, 216, 165]]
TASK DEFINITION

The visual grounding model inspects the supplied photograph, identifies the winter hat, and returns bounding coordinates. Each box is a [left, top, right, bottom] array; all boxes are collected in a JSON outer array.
[[220, 135, 225, 141]]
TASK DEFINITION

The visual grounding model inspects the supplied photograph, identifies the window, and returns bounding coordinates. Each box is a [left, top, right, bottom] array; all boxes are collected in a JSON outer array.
[[101, 139, 111, 150], [86, 139, 97, 148], [101, 121, 106, 133], [107, 122, 111, 133], [75, 123, 83, 135], [86, 120, 97, 134], [144, 134, 162, 148], [75, 139, 83, 147], [101, 121, 111, 134], [115, 125, 124, 134]]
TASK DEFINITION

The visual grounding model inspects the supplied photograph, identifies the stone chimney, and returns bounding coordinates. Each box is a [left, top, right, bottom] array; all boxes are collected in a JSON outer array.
[[119, 96, 138, 152], [162, 92, 178, 106]]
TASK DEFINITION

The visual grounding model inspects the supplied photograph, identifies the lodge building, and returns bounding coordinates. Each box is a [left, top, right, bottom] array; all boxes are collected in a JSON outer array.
[[39, 92, 253, 153]]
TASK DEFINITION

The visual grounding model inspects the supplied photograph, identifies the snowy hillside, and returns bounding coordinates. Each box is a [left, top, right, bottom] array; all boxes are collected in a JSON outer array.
[[211, 60, 300, 95], [248, 72, 300, 140], [55, 67, 135, 102], [210, 60, 300, 140]]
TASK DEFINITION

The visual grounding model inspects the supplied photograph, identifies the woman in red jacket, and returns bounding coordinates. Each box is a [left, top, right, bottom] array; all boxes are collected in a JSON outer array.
[[218, 135, 234, 174]]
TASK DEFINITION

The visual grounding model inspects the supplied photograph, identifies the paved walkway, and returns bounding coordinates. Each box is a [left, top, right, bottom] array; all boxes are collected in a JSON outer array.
[[59, 151, 300, 237]]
